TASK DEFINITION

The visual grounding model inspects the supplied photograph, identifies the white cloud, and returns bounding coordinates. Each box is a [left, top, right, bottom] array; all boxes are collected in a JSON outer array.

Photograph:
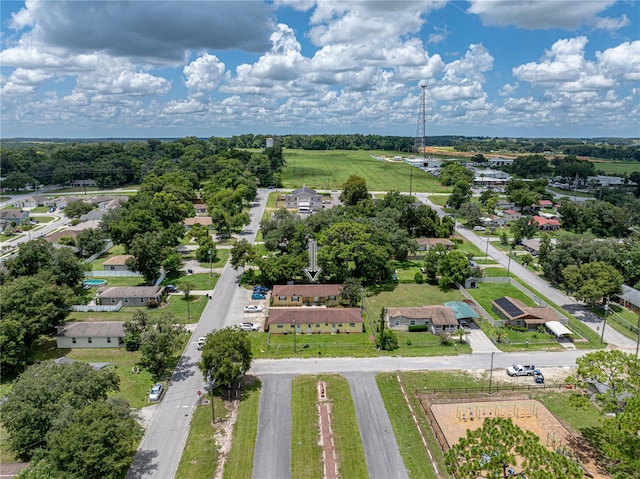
[[184, 53, 227, 93], [498, 82, 519, 96], [467, 0, 623, 31], [428, 25, 449, 45], [596, 41, 640, 81]]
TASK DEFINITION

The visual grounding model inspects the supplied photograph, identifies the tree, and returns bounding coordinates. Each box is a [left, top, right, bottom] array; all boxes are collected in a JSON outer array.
[[457, 202, 482, 226], [125, 232, 168, 281], [63, 199, 94, 219], [230, 239, 254, 271], [45, 399, 142, 479], [340, 175, 370, 206], [447, 180, 471, 209], [438, 250, 471, 288], [561, 261, 623, 306], [199, 327, 253, 394], [1, 360, 119, 459], [180, 281, 195, 321], [139, 312, 186, 377], [340, 277, 361, 306], [74, 226, 106, 258], [571, 351, 640, 475], [445, 417, 583, 479], [6, 238, 55, 277], [439, 162, 473, 186]]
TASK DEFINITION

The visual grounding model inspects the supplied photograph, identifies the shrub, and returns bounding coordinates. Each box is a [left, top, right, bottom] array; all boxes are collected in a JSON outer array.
[[406, 339, 412, 346], [414, 272, 424, 284], [408, 324, 430, 332]]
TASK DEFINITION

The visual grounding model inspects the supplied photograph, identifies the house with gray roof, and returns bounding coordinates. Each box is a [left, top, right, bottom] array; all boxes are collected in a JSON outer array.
[[97, 286, 163, 307], [285, 185, 323, 213], [56, 322, 125, 348], [617, 285, 640, 314]]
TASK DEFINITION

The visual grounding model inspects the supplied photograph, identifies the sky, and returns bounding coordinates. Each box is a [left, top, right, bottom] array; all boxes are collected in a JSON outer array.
[[1, 0, 639, 139]]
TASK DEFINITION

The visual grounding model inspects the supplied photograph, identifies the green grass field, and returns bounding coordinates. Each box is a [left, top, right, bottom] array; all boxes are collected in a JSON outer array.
[[281, 149, 451, 193], [291, 376, 324, 479], [590, 161, 640, 175]]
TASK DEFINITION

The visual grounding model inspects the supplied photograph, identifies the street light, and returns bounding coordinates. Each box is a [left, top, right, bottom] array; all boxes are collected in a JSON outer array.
[[485, 231, 490, 261], [292, 317, 297, 353], [600, 301, 609, 344], [506, 246, 513, 277], [488, 351, 495, 394]]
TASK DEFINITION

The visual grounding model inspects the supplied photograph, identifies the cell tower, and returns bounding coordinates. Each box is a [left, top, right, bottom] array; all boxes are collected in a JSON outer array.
[[410, 81, 427, 196], [414, 81, 427, 158]]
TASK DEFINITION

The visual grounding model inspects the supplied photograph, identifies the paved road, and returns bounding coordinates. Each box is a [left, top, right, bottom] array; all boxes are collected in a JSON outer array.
[[127, 191, 269, 479], [344, 372, 409, 479], [253, 375, 294, 479]]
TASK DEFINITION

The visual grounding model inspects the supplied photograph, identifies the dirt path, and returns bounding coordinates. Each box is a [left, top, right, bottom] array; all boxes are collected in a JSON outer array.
[[317, 381, 339, 479]]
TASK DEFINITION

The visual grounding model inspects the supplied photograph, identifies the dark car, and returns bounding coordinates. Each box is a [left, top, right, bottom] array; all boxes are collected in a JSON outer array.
[[253, 285, 269, 293], [165, 284, 179, 293]]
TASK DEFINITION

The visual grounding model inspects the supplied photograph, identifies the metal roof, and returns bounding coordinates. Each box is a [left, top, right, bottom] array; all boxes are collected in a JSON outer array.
[[545, 321, 573, 337], [443, 301, 479, 320], [619, 285, 640, 307]]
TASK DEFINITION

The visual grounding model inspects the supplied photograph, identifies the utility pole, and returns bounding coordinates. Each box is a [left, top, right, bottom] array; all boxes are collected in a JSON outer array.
[[600, 301, 609, 344], [292, 317, 297, 353], [412, 81, 427, 198], [488, 351, 495, 394], [208, 249, 213, 277]]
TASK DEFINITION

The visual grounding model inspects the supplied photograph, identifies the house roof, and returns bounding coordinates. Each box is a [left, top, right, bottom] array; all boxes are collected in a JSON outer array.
[[415, 237, 454, 248], [545, 321, 573, 337], [443, 301, 480, 320], [102, 255, 133, 266], [289, 185, 318, 196], [532, 215, 560, 227], [492, 296, 558, 322], [618, 285, 640, 307], [503, 209, 519, 215], [57, 321, 125, 338], [538, 199, 553, 206], [386, 305, 458, 326], [0, 209, 26, 219], [266, 307, 362, 326], [521, 239, 541, 252], [97, 286, 161, 298], [272, 284, 343, 297]]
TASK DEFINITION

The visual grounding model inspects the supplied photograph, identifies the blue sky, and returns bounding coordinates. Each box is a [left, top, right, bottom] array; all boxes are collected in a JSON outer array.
[[1, 1, 639, 139]]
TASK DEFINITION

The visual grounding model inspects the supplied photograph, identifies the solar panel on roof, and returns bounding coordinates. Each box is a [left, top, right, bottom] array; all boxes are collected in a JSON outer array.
[[495, 297, 524, 317]]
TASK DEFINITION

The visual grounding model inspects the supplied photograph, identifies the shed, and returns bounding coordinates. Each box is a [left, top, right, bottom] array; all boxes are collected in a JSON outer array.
[[545, 321, 573, 338]]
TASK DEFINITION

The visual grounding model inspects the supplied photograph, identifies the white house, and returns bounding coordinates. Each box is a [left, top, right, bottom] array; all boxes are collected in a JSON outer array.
[[56, 322, 125, 348]]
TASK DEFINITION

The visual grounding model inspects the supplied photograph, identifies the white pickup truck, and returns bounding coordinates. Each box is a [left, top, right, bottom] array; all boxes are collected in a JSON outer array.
[[506, 364, 536, 376]]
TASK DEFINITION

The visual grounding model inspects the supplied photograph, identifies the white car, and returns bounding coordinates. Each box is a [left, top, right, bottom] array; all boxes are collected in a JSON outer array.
[[244, 305, 263, 313], [197, 337, 207, 350], [238, 322, 260, 332], [148, 383, 163, 401]]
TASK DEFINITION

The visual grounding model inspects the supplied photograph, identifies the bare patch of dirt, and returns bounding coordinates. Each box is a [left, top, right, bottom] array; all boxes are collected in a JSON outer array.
[[317, 381, 339, 479], [213, 400, 239, 479]]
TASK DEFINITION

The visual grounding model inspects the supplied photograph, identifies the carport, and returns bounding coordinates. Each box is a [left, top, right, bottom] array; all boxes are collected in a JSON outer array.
[[545, 320, 573, 339]]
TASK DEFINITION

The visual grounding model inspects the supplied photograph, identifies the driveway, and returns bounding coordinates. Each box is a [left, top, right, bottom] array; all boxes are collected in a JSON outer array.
[[467, 329, 501, 353]]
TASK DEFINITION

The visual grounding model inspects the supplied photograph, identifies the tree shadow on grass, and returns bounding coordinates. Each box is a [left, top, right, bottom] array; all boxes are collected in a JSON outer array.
[[365, 282, 398, 295]]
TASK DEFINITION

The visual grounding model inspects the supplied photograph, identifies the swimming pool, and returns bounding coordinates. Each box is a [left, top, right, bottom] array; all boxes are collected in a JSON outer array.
[[82, 279, 107, 287]]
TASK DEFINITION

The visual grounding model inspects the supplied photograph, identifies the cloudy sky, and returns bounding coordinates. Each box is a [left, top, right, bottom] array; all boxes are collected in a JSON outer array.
[[1, 0, 639, 139]]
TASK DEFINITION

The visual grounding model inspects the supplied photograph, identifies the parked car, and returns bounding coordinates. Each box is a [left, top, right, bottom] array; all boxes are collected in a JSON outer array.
[[197, 337, 207, 350], [165, 284, 179, 293], [148, 383, 164, 401], [534, 369, 544, 384], [251, 293, 266, 300], [244, 305, 263, 313], [473, 225, 485, 231], [506, 364, 536, 376], [458, 320, 470, 331], [238, 322, 259, 332], [253, 285, 269, 294]]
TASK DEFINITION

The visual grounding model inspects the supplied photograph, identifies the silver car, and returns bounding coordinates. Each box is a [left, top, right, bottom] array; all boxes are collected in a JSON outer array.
[[148, 383, 163, 401]]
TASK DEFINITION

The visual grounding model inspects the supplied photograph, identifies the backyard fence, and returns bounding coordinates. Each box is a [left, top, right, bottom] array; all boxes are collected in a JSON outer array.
[[72, 301, 123, 312]]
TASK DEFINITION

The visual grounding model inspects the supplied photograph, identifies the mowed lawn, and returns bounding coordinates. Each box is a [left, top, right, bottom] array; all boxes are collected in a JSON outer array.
[[282, 149, 451, 193]]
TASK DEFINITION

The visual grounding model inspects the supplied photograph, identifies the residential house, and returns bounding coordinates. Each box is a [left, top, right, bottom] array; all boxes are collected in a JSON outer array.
[[492, 296, 558, 330], [103, 255, 133, 272], [0, 209, 29, 228], [96, 286, 163, 307], [502, 209, 522, 222], [415, 237, 455, 252], [45, 220, 102, 244], [43, 196, 71, 209], [184, 216, 212, 229], [538, 199, 553, 209], [616, 285, 640, 314], [69, 179, 97, 188], [385, 305, 459, 334], [266, 307, 363, 334], [488, 215, 508, 227], [496, 199, 516, 211], [56, 321, 125, 348], [193, 198, 208, 215], [271, 284, 342, 306], [532, 215, 560, 231], [521, 239, 541, 256], [285, 185, 323, 213], [12, 195, 43, 209]]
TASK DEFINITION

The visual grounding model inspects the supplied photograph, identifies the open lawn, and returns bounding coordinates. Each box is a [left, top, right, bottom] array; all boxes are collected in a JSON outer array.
[[365, 283, 464, 311], [291, 376, 324, 479], [590, 160, 640, 175], [222, 377, 262, 479], [282, 149, 451, 193], [175, 400, 224, 479]]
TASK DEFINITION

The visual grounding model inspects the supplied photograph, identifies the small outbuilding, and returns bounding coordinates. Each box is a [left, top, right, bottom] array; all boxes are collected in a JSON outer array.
[[544, 320, 573, 339]]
